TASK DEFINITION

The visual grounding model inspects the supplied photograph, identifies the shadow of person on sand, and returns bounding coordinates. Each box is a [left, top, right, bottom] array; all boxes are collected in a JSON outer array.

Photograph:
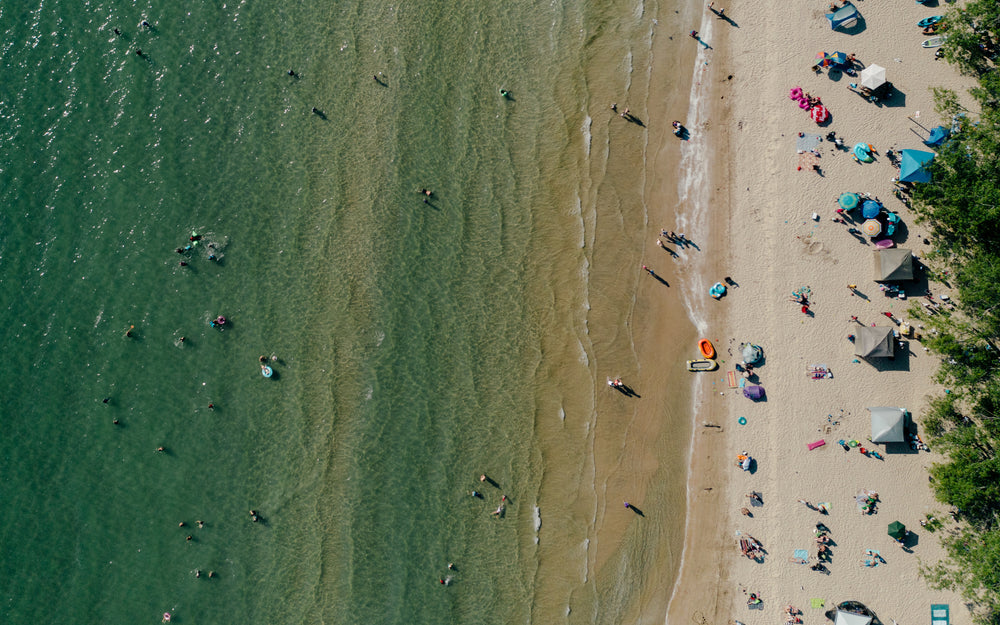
[[711, 8, 739, 28]]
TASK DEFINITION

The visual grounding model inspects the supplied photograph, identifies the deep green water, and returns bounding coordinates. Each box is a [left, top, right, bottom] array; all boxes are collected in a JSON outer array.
[[0, 0, 693, 623]]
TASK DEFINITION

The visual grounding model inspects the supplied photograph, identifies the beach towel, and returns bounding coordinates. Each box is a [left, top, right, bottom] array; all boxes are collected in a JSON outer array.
[[811, 599, 826, 609], [728, 370, 738, 388], [796, 133, 822, 152], [794, 549, 809, 561], [808, 439, 826, 451]]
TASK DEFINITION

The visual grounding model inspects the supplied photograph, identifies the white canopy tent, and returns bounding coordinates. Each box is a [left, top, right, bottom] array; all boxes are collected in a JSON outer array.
[[860, 65, 887, 90], [835, 610, 874, 625]]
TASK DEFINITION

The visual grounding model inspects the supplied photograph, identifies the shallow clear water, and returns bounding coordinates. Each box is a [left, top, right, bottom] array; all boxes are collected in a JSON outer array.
[[0, 0, 693, 622]]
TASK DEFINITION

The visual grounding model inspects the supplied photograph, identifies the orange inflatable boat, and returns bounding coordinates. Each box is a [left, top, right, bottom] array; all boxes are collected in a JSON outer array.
[[699, 339, 715, 359]]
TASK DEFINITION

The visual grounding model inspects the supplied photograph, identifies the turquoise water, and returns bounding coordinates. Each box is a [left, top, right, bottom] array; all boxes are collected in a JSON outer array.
[[0, 0, 693, 623]]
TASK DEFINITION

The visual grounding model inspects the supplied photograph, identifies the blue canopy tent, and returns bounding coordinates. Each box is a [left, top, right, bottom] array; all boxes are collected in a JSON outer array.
[[924, 126, 950, 147], [826, 3, 859, 30], [862, 200, 882, 219], [899, 149, 935, 183]]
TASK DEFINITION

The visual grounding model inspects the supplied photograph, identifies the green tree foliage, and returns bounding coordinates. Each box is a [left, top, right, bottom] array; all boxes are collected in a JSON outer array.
[[909, 2, 1000, 621], [924, 528, 1000, 624], [940, 1, 1000, 90]]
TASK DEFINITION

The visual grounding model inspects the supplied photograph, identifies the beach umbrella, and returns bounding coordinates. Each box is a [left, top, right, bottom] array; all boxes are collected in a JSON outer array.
[[861, 199, 882, 219], [924, 125, 950, 147], [811, 105, 829, 123], [888, 521, 907, 540], [860, 64, 887, 90], [816, 52, 833, 67], [899, 149, 935, 183], [839, 193, 859, 210], [853, 143, 874, 162], [862, 219, 882, 237], [829, 51, 849, 67]]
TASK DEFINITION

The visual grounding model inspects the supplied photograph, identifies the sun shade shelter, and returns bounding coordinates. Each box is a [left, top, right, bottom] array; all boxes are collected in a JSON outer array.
[[873, 248, 914, 282], [861, 200, 881, 219], [925, 126, 950, 147], [741, 343, 764, 365], [839, 192, 859, 209], [888, 521, 907, 540], [835, 610, 873, 625], [829, 51, 849, 66], [899, 149, 935, 183], [855, 326, 895, 358], [862, 219, 882, 237], [826, 3, 859, 30], [869, 406, 906, 443], [860, 65, 886, 90]]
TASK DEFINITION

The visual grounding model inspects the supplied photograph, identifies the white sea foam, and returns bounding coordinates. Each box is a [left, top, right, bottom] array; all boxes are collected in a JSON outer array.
[[533, 506, 541, 544], [559, 405, 566, 421], [675, 14, 715, 337], [666, 8, 716, 625], [582, 115, 592, 157], [577, 337, 589, 365]]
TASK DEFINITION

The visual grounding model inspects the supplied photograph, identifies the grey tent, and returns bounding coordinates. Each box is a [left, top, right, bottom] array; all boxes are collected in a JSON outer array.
[[740, 343, 764, 365], [869, 407, 907, 443], [826, 3, 859, 30], [855, 326, 895, 358], [873, 248, 914, 282]]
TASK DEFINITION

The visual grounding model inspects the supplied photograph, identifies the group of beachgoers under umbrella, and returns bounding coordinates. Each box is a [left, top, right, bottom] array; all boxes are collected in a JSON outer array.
[[837, 193, 904, 241]]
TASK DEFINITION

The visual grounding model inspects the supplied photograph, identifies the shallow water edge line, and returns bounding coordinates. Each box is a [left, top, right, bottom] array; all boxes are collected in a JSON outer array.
[[665, 4, 717, 625]]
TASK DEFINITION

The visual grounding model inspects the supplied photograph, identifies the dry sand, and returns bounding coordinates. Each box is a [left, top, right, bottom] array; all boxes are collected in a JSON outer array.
[[667, 2, 979, 625]]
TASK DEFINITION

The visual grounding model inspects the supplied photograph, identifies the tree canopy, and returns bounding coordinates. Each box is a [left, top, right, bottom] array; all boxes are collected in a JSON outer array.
[[908, 2, 1000, 622]]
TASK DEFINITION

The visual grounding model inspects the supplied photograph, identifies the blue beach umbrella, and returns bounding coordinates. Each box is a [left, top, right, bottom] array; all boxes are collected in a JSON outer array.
[[838, 192, 859, 210], [829, 51, 849, 67], [924, 126, 950, 147], [862, 200, 882, 219], [899, 149, 935, 183]]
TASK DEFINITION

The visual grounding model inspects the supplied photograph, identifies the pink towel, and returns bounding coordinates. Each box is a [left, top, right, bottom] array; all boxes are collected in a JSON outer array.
[[808, 439, 826, 451]]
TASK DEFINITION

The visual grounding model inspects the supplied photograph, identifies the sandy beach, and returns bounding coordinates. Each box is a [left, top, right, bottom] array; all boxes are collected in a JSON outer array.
[[666, 2, 979, 625]]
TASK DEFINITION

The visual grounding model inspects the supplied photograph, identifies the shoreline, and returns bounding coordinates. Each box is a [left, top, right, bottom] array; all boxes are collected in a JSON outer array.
[[664, 3, 735, 625]]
